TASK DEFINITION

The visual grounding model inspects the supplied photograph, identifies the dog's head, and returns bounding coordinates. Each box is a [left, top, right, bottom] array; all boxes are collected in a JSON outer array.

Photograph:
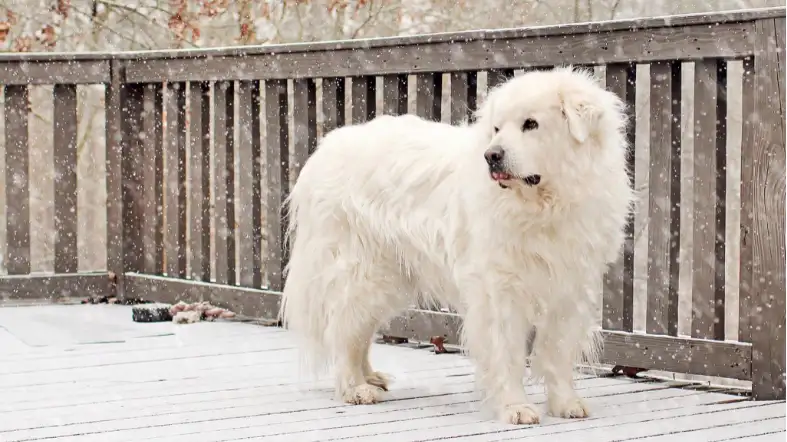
[[474, 67, 627, 203]]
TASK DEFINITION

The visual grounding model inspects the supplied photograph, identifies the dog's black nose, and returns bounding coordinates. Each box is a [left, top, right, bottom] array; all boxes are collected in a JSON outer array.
[[484, 146, 505, 165], [524, 174, 541, 186]]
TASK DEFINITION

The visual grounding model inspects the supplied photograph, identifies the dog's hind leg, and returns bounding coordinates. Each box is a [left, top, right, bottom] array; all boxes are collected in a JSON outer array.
[[332, 315, 383, 405], [329, 263, 407, 405], [362, 339, 391, 391]]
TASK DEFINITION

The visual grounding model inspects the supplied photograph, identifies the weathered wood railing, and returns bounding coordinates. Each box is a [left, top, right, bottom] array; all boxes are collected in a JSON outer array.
[[0, 8, 784, 400]]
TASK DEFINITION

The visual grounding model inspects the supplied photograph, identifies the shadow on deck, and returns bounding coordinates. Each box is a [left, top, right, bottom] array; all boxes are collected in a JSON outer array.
[[0, 304, 784, 442]]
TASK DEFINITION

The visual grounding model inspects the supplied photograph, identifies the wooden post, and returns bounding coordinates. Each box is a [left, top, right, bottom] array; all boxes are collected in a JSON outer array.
[[743, 17, 786, 401], [53, 84, 79, 274], [4, 84, 31, 276], [105, 61, 124, 296]]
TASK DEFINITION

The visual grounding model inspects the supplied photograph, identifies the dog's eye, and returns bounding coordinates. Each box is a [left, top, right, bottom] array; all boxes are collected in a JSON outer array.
[[522, 118, 539, 131], [493, 126, 500, 134]]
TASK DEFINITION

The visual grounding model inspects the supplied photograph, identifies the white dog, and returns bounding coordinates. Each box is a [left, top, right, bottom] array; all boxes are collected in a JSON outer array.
[[279, 67, 632, 425]]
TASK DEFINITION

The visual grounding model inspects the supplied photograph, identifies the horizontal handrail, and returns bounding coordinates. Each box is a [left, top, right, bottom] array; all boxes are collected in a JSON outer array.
[[0, 7, 781, 62]]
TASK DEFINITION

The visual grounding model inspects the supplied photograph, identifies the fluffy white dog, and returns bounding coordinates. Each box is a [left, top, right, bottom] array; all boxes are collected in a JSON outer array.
[[279, 67, 632, 425]]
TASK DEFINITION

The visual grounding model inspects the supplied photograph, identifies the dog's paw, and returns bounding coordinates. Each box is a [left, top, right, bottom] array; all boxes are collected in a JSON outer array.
[[365, 371, 391, 391], [548, 396, 590, 418], [341, 383, 384, 405], [499, 403, 541, 425]]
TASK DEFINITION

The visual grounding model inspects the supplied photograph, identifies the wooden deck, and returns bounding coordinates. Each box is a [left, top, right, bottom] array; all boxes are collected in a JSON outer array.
[[1, 304, 784, 442]]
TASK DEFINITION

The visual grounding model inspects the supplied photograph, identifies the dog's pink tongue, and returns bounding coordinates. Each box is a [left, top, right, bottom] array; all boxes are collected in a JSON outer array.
[[492, 171, 511, 181]]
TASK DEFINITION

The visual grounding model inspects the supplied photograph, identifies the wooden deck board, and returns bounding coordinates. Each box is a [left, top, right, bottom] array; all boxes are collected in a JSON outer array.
[[0, 305, 783, 442]]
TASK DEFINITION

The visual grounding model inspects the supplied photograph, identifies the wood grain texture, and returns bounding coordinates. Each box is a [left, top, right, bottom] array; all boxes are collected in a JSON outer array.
[[691, 59, 727, 340], [747, 18, 786, 401], [141, 83, 164, 275], [382, 74, 408, 116], [292, 78, 317, 179], [350, 76, 376, 123], [415, 73, 442, 121], [4, 85, 30, 275], [739, 57, 755, 344], [187, 82, 211, 281], [450, 72, 477, 125], [104, 62, 124, 292], [200, 81, 212, 281], [600, 330, 752, 381], [265, 80, 289, 291], [121, 84, 145, 273], [53, 84, 79, 274], [236, 81, 262, 288], [0, 273, 112, 300], [321, 77, 345, 135], [250, 82, 263, 288], [163, 83, 187, 278], [646, 61, 682, 337], [602, 63, 636, 332], [0, 60, 109, 85], [125, 22, 756, 83], [212, 81, 235, 286]]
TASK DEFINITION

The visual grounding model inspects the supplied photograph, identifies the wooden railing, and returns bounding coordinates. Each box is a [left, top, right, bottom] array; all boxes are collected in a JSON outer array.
[[0, 8, 784, 400]]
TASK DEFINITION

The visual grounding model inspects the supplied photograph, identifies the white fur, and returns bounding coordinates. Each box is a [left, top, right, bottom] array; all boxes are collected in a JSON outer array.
[[279, 67, 633, 423]]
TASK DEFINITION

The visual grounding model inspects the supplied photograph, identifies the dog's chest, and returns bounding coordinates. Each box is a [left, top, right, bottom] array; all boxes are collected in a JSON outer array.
[[510, 217, 613, 274]]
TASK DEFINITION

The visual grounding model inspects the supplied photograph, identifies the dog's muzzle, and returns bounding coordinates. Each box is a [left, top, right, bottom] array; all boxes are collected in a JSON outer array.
[[484, 146, 541, 187]]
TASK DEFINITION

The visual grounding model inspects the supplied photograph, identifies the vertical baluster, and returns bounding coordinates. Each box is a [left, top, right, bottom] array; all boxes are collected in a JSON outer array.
[[121, 84, 144, 274], [141, 83, 164, 274], [322, 77, 346, 134], [382, 74, 407, 116], [691, 59, 728, 340], [53, 84, 78, 274], [602, 63, 636, 332], [415, 73, 442, 122], [265, 80, 289, 291], [188, 81, 211, 281], [4, 85, 30, 275], [351, 76, 375, 123], [213, 81, 235, 285], [646, 61, 682, 337], [450, 72, 477, 125], [164, 82, 187, 278], [236, 80, 262, 287]]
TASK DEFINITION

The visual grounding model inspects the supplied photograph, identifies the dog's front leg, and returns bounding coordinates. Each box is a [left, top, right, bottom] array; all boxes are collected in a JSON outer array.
[[531, 301, 596, 419], [463, 295, 539, 425]]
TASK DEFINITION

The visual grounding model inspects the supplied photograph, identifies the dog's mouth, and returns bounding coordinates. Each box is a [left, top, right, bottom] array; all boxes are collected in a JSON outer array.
[[490, 171, 512, 181], [489, 169, 541, 189]]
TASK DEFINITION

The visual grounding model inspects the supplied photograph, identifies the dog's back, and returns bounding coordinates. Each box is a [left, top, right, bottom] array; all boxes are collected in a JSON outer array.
[[279, 113, 473, 381]]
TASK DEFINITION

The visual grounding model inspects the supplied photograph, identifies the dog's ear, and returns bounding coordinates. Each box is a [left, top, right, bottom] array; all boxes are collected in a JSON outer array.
[[561, 93, 602, 144]]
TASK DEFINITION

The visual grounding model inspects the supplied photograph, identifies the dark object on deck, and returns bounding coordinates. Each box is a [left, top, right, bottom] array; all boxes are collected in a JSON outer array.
[[430, 336, 457, 354], [132, 303, 173, 322], [380, 335, 409, 345], [612, 365, 648, 378]]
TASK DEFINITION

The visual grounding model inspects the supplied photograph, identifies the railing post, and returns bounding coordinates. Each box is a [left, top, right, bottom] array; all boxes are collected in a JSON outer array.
[[743, 17, 786, 401], [106, 59, 124, 296], [106, 59, 145, 299]]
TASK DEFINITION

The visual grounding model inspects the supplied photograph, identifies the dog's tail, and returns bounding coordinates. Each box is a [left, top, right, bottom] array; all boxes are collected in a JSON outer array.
[[278, 179, 334, 379]]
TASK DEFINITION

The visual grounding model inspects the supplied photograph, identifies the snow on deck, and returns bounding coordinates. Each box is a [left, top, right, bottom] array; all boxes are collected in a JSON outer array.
[[0, 304, 784, 442]]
